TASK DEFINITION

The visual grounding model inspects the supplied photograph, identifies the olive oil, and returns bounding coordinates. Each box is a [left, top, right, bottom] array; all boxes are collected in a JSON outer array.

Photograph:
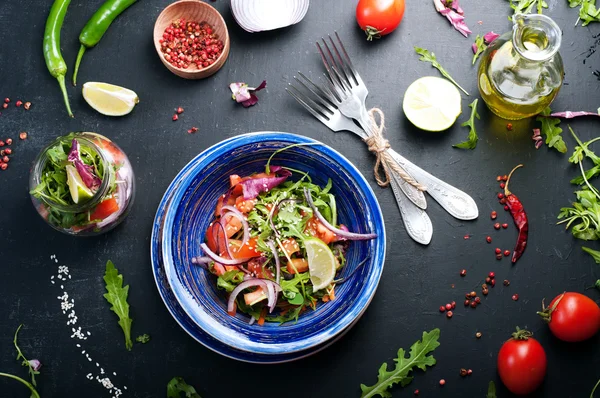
[[477, 14, 564, 120]]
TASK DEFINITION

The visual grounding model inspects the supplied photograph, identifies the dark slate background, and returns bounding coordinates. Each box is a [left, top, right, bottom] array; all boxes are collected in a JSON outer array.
[[1, 0, 600, 397]]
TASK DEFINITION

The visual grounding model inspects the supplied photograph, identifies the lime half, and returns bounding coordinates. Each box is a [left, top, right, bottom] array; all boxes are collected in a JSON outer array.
[[403, 76, 462, 132], [305, 237, 336, 291], [82, 82, 139, 117], [66, 165, 94, 204]]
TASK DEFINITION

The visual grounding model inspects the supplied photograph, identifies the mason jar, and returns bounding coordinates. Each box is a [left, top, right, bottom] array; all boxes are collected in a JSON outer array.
[[29, 132, 135, 236]]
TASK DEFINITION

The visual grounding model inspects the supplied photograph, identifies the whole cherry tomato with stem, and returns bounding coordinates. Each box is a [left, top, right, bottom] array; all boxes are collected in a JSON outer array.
[[497, 328, 547, 395], [537, 292, 600, 342], [356, 0, 405, 41]]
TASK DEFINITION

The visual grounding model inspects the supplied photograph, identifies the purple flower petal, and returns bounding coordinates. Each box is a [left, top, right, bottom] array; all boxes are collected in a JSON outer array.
[[230, 81, 267, 107], [450, 0, 464, 14], [535, 140, 543, 149], [28, 359, 42, 372], [241, 93, 259, 108], [483, 31, 500, 44], [440, 9, 472, 37], [549, 111, 600, 119]]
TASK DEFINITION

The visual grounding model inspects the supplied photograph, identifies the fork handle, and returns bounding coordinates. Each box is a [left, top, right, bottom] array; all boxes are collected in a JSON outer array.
[[388, 149, 479, 220]]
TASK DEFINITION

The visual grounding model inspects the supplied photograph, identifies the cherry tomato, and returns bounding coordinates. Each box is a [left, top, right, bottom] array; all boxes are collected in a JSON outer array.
[[497, 328, 547, 395], [305, 216, 335, 245], [356, 0, 405, 41], [538, 292, 600, 342], [90, 198, 119, 221], [228, 237, 260, 259]]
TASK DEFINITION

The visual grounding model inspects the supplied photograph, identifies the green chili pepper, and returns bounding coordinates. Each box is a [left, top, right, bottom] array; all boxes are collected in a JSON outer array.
[[43, 0, 74, 118], [73, 0, 138, 86]]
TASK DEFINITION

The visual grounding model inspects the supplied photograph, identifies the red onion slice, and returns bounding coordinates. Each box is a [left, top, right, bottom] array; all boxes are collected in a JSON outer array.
[[264, 280, 276, 312], [200, 243, 253, 265], [221, 205, 250, 247], [227, 279, 269, 313], [303, 188, 377, 241], [548, 111, 600, 119], [266, 240, 281, 284]]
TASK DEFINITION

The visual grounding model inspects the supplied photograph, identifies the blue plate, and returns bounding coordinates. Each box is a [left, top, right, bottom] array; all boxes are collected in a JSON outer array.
[[152, 132, 386, 358]]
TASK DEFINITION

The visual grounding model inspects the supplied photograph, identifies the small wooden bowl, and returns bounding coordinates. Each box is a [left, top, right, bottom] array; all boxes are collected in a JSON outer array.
[[154, 0, 230, 79]]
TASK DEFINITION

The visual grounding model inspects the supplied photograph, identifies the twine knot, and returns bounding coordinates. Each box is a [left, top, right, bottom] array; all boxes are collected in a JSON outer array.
[[364, 108, 427, 191]]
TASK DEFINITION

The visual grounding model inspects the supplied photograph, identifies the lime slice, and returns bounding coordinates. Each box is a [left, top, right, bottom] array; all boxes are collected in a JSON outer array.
[[305, 237, 336, 291], [402, 76, 462, 132], [66, 165, 94, 204], [82, 82, 139, 117]]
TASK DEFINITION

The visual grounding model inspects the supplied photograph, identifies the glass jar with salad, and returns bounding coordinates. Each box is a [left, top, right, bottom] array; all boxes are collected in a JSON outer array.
[[29, 132, 135, 236]]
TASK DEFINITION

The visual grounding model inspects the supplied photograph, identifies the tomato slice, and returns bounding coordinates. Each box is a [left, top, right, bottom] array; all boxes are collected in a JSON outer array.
[[281, 238, 300, 257], [228, 237, 260, 259], [205, 222, 227, 253], [90, 198, 119, 220], [247, 257, 275, 279], [235, 196, 256, 213], [305, 216, 335, 245], [287, 258, 309, 274], [230, 174, 242, 187]]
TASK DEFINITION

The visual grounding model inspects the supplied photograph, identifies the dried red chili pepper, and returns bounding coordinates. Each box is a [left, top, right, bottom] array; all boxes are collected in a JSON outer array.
[[504, 164, 528, 264]]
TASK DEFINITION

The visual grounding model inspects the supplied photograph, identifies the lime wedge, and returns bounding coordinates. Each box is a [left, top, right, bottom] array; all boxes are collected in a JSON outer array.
[[66, 165, 94, 204], [403, 76, 462, 132], [82, 82, 139, 117], [305, 237, 336, 291]]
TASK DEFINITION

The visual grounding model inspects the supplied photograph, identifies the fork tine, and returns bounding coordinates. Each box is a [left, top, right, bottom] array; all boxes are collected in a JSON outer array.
[[334, 32, 359, 86], [330, 65, 353, 94], [286, 85, 331, 123], [327, 34, 355, 87], [295, 72, 337, 110], [316, 41, 344, 88], [320, 38, 353, 88], [322, 73, 344, 102]]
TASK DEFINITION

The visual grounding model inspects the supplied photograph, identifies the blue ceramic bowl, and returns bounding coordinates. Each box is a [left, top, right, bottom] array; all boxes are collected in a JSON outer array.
[[156, 132, 386, 356]]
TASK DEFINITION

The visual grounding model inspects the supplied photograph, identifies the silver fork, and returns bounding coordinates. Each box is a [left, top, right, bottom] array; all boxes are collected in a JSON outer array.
[[286, 81, 433, 245], [317, 33, 479, 221], [297, 72, 428, 211]]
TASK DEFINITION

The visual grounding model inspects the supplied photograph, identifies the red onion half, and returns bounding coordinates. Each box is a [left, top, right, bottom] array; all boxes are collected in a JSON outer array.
[[303, 188, 377, 241]]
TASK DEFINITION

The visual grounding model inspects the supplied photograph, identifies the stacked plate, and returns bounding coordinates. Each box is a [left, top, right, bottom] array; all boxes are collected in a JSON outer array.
[[230, 0, 309, 32], [151, 133, 386, 363]]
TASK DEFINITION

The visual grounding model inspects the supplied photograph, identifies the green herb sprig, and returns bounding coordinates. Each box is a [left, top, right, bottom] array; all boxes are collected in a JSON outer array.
[[569, 127, 600, 185], [103, 260, 133, 351], [472, 35, 486, 64], [507, 0, 548, 17], [414, 47, 469, 95], [453, 99, 480, 150], [487, 381, 497, 398], [13, 325, 40, 387], [167, 377, 201, 398], [570, 0, 600, 26], [536, 107, 567, 154], [359, 329, 441, 398], [136, 334, 150, 344]]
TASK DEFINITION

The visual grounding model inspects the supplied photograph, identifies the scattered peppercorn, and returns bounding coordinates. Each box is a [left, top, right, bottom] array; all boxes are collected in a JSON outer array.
[[496, 254, 502, 260], [451, 301, 456, 309], [467, 369, 473, 376], [4, 98, 10, 103], [460, 269, 466, 277], [176, 107, 184, 114], [24, 102, 31, 110], [439, 305, 446, 313], [500, 182, 505, 189], [470, 301, 477, 308], [491, 211, 497, 219], [503, 279, 510, 286], [503, 250, 510, 257], [464, 299, 470, 306], [460, 368, 468, 377], [172, 114, 179, 121], [445, 303, 452, 311], [2, 103, 7, 109], [2, 156, 9, 163], [502, 175, 508, 180], [490, 279, 496, 287], [496, 175, 503, 181], [4, 148, 12, 155], [6, 138, 12, 145], [506, 123, 513, 131], [0, 163, 7, 170], [470, 291, 476, 298], [187, 126, 199, 134], [499, 198, 507, 204], [488, 272, 495, 278], [485, 276, 491, 284], [482, 288, 489, 295], [439, 379, 446, 386], [494, 248, 501, 254], [512, 294, 519, 301], [15, 100, 22, 107], [475, 332, 482, 339], [497, 193, 504, 199], [502, 223, 508, 229], [160, 19, 224, 70], [19, 132, 27, 140], [446, 310, 453, 318], [486, 236, 492, 243], [474, 297, 481, 304], [414, 390, 419, 396], [0, 141, 4, 147], [494, 223, 501, 230]]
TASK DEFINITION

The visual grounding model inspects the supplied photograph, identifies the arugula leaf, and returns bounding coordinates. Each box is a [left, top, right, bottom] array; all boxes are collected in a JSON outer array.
[[13, 325, 40, 387], [103, 260, 133, 351], [414, 47, 469, 95], [453, 99, 480, 149], [507, 0, 548, 17], [360, 329, 441, 398], [167, 377, 201, 398], [135, 334, 151, 344], [472, 35, 486, 64], [578, 0, 600, 25], [536, 107, 567, 153], [582, 246, 600, 263], [266, 305, 303, 324], [216, 270, 245, 292], [487, 381, 497, 398]]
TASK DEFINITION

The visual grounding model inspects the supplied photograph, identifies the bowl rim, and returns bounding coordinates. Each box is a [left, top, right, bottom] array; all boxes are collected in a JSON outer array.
[[153, 0, 230, 75], [158, 132, 387, 354]]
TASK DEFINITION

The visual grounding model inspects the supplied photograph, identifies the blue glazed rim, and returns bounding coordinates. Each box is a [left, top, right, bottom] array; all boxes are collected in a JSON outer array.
[[156, 132, 386, 356]]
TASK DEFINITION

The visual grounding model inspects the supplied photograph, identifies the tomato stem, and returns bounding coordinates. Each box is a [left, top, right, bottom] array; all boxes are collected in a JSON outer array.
[[536, 292, 566, 323], [363, 26, 386, 41], [511, 326, 533, 340]]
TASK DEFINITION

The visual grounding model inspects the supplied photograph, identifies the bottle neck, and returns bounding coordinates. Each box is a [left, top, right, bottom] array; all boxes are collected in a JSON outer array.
[[33, 134, 112, 213], [512, 14, 561, 62]]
